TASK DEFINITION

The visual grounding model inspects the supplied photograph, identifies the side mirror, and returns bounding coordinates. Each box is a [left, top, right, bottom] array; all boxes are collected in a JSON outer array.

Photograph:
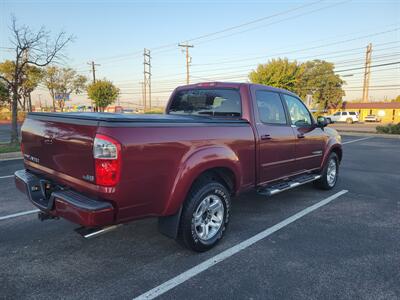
[[317, 116, 328, 128]]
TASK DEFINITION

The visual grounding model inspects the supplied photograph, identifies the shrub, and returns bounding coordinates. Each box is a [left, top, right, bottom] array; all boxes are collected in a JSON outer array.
[[376, 123, 400, 134], [0, 111, 27, 122], [144, 108, 164, 114]]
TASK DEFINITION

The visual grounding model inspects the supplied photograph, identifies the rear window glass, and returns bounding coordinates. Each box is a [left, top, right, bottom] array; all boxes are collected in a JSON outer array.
[[168, 89, 241, 117]]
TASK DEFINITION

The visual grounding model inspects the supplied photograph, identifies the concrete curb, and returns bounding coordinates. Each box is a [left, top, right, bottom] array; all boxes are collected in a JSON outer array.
[[338, 131, 400, 139], [0, 151, 22, 161]]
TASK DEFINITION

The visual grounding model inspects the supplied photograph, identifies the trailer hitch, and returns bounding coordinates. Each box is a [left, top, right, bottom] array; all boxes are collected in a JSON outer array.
[[38, 211, 59, 221]]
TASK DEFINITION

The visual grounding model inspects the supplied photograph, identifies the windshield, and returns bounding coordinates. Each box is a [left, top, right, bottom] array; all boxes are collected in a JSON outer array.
[[168, 88, 241, 117]]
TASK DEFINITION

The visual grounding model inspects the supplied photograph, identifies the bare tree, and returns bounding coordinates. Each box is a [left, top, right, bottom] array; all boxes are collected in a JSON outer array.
[[0, 16, 74, 144]]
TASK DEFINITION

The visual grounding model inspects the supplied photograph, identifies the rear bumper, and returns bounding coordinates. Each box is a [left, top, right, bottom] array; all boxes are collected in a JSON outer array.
[[14, 169, 114, 227]]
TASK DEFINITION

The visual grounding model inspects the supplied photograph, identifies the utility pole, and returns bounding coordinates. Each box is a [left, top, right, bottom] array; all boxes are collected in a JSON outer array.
[[143, 49, 151, 110], [87, 61, 100, 111], [362, 43, 372, 102], [178, 43, 194, 84], [139, 81, 145, 109], [88, 61, 100, 83]]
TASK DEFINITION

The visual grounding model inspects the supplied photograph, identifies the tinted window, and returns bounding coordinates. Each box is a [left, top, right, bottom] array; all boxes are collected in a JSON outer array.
[[349, 112, 356, 115], [342, 112, 348, 115], [168, 89, 241, 117], [256, 91, 287, 124], [282, 94, 312, 127], [333, 112, 340, 116]]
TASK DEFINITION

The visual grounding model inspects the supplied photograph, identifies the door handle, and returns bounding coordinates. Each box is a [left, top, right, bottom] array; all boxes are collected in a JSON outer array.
[[297, 133, 305, 138], [260, 134, 272, 140]]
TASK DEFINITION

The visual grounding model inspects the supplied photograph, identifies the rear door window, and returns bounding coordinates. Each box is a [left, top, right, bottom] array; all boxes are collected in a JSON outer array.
[[349, 112, 356, 115], [168, 89, 241, 117], [342, 112, 348, 116], [255, 91, 287, 125]]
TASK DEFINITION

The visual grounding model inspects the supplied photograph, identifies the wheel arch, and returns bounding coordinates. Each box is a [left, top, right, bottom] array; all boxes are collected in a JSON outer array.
[[158, 147, 241, 239]]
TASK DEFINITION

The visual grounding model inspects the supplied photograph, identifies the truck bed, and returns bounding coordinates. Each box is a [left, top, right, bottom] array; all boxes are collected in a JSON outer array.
[[28, 112, 248, 125]]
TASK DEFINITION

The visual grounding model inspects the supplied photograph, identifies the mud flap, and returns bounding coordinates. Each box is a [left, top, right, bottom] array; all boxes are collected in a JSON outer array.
[[158, 206, 183, 239]]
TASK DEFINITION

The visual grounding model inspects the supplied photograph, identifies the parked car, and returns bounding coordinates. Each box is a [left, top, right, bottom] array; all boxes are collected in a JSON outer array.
[[364, 114, 381, 122], [15, 82, 342, 252], [326, 111, 359, 124]]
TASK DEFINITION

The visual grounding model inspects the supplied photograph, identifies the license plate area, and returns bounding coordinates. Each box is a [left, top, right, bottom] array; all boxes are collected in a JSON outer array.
[[15, 170, 59, 211]]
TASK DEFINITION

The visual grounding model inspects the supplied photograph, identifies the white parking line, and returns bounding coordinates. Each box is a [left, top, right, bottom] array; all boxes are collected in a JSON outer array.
[[342, 136, 373, 145], [133, 189, 349, 300], [0, 157, 23, 162], [0, 175, 14, 179], [0, 209, 40, 221]]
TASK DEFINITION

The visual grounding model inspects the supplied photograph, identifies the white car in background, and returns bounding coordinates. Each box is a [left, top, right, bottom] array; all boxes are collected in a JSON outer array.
[[326, 111, 359, 124], [364, 114, 381, 122]]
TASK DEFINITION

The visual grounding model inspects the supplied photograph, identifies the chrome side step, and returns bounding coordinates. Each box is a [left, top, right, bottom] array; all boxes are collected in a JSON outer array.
[[258, 174, 321, 197], [75, 225, 121, 239]]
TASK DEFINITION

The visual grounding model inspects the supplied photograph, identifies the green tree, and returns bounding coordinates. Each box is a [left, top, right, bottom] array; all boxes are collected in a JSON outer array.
[[249, 58, 345, 110], [20, 65, 43, 111], [0, 79, 9, 106], [249, 58, 304, 94], [392, 95, 400, 102], [42, 66, 60, 111], [298, 60, 345, 110], [0, 61, 44, 111], [43, 66, 87, 111], [87, 80, 119, 111]]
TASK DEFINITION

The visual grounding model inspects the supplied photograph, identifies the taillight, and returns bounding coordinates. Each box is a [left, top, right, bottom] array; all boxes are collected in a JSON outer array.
[[93, 134, 121, 187]]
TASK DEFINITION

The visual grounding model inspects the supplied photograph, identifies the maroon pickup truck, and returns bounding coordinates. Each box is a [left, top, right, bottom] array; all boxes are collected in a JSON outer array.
[[15, 82, 342, 251]]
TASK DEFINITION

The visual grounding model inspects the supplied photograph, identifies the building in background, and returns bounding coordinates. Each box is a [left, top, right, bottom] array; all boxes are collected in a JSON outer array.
[[328, 102, 400, 123]]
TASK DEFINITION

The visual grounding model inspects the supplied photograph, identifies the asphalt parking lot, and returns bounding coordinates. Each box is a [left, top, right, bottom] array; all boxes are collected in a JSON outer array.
[[0, 135, 399, 300]]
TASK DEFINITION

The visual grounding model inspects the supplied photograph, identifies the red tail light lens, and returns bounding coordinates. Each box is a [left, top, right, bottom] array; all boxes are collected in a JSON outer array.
[[93, 134, 121, 187]]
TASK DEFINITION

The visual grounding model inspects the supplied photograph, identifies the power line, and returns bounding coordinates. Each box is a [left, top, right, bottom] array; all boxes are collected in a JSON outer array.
[[191, 29, 399, 67], [187, 0, 325, 43]]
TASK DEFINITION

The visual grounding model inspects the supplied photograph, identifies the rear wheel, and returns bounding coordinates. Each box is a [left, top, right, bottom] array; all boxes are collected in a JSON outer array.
[[346, 118, 353, 124], [315, 152, 339, 190], [178, 178, 230, 252]]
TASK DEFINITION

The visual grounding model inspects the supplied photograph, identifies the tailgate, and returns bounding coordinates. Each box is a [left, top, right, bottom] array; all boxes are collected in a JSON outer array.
[[21, 115, 97, 183]]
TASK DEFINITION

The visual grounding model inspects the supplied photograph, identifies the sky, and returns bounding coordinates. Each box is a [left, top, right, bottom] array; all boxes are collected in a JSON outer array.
[[1, 0, 399, 108]]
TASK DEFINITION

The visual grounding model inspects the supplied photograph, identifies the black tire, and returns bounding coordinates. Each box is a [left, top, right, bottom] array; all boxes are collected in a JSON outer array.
[[346, 118, 353, 124], [178, 177, 231, 252], [315, 152, 339, 190]]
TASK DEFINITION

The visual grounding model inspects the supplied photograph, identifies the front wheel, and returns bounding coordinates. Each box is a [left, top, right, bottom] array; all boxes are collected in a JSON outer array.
[[178, 179, 231, 252], [346, 118, 353, 124], [315, 152, 339, 190]]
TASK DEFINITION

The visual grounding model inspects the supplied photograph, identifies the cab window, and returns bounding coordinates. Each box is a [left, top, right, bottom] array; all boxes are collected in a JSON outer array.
[[168, 89, 241, 117], [334, 112, 340, 116], [282, 94, 312, 127]]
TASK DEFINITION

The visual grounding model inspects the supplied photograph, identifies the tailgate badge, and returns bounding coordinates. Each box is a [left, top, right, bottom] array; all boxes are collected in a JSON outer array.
[[24, 154, 40, 163], [83, 174, 94, 182]]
